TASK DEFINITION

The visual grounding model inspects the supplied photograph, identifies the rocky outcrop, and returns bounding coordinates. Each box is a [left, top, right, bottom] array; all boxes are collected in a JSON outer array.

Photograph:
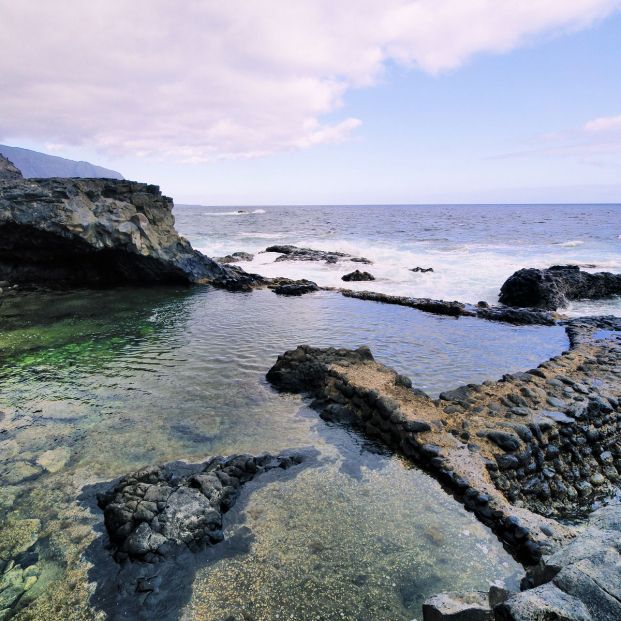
[[499, 265, 621, 310], [214, 251, 254, 264], [341, 270, 375, 282], [341, 289, 557, 325], [496, 503, 621, 621], [0, 177, 261, 289], [265, 244, 372, 264], [98, 451, 306, 563], [0, 155, 22, 181]]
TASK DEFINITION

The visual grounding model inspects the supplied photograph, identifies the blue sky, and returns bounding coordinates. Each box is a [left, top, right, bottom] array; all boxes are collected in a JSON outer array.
[[2, 1, 621, 205]]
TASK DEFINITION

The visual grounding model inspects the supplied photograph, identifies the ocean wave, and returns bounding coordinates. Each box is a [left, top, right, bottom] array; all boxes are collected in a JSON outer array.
[[203, 209, 266, 216], [555, 240, 584, 247]]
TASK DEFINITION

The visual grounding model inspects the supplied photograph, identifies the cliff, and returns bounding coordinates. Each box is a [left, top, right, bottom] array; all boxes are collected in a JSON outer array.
[[0, 177, 256, 288]]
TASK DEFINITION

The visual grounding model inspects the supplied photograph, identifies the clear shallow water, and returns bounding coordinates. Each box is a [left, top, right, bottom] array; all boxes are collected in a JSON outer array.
[[0, 287, 568, 620], [176, 203, 621, 316]]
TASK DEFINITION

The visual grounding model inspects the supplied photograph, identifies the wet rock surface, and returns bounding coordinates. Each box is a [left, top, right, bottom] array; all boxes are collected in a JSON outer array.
[[214, 251, 254, 264], [341, 289, 557, 325], [271, 279, 320, 296], [423, 590, 498, 620], [342, 270, 375, 282], [85, 450, 311, 620], [97, 451, 306, 563], [499, 265, 621, 310], [0, 518, 41, 619], [411, 266, 434, 273], [265, 244, 372, 264], [0, 177, 259, 289]]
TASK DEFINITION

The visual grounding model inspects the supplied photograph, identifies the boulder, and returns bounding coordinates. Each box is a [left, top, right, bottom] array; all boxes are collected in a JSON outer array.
[[499, 266, 621, 310], [341, 270, 375, 282], [423, 591, 491, 620], [272, 279, 319, 296], [495, 583, 593, 621], [215, 251, 254, 264], [0, 177, 259, 289]]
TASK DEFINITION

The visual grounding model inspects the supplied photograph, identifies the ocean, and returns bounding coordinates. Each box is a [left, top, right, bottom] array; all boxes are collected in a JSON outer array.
[[176, 203, 621, 316]]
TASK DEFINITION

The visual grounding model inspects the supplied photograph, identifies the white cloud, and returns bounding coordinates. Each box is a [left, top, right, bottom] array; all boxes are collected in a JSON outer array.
[[0, 0, 619, 160], [584, 114, 621, 132]]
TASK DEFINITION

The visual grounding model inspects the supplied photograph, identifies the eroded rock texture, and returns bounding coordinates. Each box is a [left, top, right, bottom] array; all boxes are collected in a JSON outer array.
[[97, 451, 305, 563], [499, 265, 621, 310], [0, 177, 261, 289]]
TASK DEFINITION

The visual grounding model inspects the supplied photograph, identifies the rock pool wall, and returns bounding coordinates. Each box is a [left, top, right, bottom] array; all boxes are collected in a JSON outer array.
[[267, 316, 621, 565]]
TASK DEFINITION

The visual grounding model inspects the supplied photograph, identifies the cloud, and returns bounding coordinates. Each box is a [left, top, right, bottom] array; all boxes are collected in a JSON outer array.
[[584, 114, 621, 132], [492, 111, 621, 164], [0, 0, 619, 160]]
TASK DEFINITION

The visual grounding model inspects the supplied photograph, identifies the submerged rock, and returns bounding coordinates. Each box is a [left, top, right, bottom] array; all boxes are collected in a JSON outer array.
[[0, 177, 260, 289], [97, 451, 306, 563], [499, 265, 621, 310], [341, 270, 375, 282], [86, 450, 312, 620], [265, 244, 372, 265]]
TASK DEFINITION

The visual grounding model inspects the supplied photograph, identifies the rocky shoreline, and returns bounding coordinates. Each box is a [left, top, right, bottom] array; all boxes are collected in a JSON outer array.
[[266, 316, 621, 620]]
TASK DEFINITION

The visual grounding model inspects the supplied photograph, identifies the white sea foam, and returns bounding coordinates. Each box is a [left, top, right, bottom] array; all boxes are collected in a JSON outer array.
[[555, 240, 584, 247], [203, 208, 266, 216], [195, 233, 621, 318]]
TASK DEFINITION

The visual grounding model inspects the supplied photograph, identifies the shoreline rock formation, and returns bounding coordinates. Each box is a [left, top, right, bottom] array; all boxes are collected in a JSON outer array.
[[342, 270, 375, 282], [264, 244, 372, 265], [267, 316, 621, 619], [341, 289, 558, 325], [0, 177, 261, 290], [500, 265, 621, 310]]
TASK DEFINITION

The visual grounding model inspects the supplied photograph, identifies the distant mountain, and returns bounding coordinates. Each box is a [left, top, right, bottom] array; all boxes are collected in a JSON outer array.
[[0, 145, 123, 180]]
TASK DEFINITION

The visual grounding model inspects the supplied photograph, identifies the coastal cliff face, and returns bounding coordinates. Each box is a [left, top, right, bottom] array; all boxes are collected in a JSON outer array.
[[0, 177, 248, 287]]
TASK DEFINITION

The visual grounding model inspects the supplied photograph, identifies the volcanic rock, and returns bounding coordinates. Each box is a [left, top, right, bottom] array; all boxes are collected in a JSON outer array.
[[499, 265, 621, 310]]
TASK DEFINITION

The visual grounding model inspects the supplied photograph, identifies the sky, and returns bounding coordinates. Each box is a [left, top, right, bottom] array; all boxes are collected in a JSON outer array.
[[1, 0, 621, 205]]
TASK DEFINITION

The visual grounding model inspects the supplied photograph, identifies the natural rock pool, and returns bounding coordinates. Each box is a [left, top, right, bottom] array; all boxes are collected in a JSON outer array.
[[0, 287, 569, 620]]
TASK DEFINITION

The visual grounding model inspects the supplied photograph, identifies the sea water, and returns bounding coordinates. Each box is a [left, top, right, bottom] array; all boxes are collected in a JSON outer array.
[[178, 203, 621, 316], [0, 286, 569, 620]]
